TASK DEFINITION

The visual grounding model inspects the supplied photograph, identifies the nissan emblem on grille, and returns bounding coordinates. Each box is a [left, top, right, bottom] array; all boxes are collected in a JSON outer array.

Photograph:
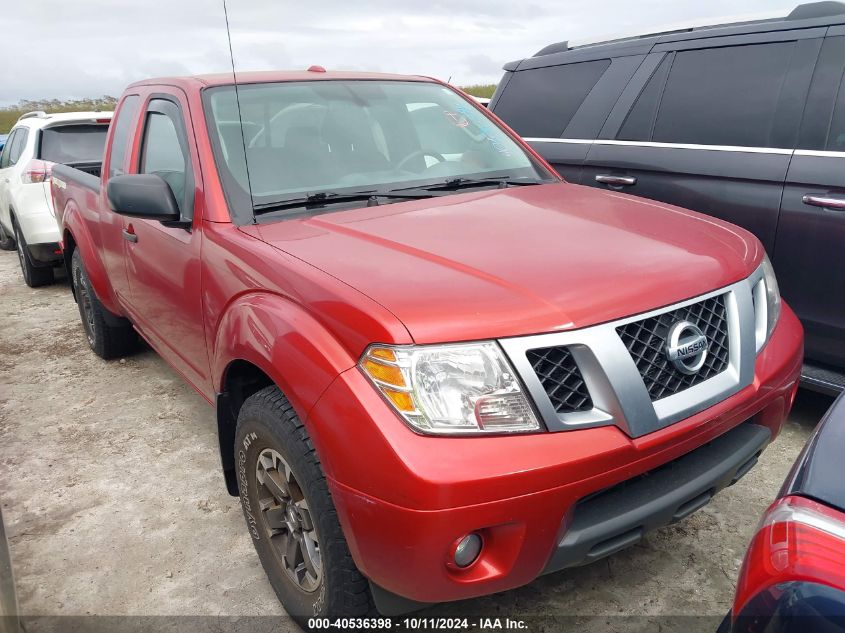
[[665, 321, 709, 375]]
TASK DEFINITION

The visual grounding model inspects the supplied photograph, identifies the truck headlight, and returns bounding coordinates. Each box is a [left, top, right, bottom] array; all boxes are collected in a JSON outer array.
[[754, 255, 782, 351], [359, 342, 541, 435]]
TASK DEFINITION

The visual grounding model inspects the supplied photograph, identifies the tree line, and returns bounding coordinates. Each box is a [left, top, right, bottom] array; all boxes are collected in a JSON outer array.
[[1, 97, 118, 134]]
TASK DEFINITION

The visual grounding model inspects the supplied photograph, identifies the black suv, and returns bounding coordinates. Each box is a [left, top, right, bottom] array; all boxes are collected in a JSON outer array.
[[491, 1, 845, 392]]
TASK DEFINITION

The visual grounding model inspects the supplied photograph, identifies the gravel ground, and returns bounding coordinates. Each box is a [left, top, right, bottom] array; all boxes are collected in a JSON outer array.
[[0, 248, 832, 632]]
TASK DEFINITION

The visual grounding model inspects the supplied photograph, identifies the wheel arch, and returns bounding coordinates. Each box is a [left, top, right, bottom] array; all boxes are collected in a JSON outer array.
[[217, 359, 275, 495], [59, 202, 121, 314], [212, 293, 359, 496]]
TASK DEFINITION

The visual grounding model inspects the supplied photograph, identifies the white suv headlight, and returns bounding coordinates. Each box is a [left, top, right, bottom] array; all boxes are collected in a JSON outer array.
[[754, 254, 782, 351], [359, 342, 541, 435]]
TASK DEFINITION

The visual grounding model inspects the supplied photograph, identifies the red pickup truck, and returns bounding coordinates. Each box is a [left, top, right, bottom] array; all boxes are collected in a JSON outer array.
[[51, 70, 803, 623]]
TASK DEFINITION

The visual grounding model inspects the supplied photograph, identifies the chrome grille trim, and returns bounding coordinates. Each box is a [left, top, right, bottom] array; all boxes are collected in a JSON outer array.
[[617, 294, 730, 401], [499, 270, 763, 438]]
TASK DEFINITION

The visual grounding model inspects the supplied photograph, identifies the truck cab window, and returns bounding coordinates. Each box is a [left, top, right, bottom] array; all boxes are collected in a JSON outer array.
[[108, 95, 140, 178], [140, 107, 192, 219]]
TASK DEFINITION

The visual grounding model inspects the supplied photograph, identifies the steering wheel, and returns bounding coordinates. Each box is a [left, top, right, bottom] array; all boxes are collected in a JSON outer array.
[[396, 149, 447, 172]]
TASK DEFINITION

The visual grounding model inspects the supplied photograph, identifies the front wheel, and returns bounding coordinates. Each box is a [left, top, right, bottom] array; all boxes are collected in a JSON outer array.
[[235, 386, 374, 626]]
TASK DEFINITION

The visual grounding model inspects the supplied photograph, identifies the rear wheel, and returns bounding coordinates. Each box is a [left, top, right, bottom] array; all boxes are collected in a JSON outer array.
[[13, 221, 53, 287], [70, 249, 137, 359], [235, 386, 374, 627], [0, 220, 15, 251]]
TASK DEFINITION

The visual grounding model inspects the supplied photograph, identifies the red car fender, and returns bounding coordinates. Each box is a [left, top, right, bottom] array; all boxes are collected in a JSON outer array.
[[211, 292, 358, 423], [61, 201, 122, 316]]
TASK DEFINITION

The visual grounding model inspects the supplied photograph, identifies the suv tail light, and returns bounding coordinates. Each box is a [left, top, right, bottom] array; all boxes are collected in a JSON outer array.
[[733, 495, 845, 619], [22, 159, 55, 184]]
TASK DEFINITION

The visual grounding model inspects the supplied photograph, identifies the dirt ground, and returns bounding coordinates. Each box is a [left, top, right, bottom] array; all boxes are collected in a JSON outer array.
[[0, 248, 833, 632]]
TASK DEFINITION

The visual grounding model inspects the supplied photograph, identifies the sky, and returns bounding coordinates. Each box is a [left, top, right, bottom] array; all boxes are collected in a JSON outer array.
[[0, 0, 794, 106]]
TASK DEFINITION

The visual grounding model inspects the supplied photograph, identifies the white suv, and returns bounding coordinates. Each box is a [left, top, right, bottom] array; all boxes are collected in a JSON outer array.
[[0, 110, 112, 286]]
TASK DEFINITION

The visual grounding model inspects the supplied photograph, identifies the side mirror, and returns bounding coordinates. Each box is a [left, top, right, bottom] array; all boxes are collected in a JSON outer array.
[[107, 174, 181, 222]]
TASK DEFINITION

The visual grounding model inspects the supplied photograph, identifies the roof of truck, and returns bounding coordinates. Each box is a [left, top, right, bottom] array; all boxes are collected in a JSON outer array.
[[127, 70, 436, 91]]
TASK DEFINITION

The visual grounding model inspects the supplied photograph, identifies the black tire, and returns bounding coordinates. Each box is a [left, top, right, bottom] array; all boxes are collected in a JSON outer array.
[[70, 248, 137, 359], [0, 220, 15, 251], [13, 221, 53, 287], [235, 386, 374, 627]]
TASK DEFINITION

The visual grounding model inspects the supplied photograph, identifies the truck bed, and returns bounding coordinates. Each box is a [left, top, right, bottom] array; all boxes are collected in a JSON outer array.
[[52, 162, 101, 193], [51, 163, 103, 239]]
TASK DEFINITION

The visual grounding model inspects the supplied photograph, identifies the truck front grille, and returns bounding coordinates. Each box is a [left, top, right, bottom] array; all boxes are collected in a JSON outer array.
[[526, 346, 593, 413], [616, 294, 730, 401]]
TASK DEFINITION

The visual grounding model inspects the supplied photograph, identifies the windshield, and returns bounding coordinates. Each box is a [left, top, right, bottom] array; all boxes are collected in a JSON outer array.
[[39, 124, 109, 164], [204, 80, 554, 220]]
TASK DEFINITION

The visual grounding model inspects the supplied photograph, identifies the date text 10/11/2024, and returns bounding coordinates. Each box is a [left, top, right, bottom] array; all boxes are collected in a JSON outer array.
[[307, 617, 529, 630]]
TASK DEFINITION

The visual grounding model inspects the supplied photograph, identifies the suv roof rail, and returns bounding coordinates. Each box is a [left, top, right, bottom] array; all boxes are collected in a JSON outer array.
[[17, 110, 49, 122], [788, 1, 845, 19], [533, 2, 845, 57]]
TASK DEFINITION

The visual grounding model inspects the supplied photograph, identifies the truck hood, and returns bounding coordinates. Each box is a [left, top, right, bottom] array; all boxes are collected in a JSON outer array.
[[253, 183, 762, 344]]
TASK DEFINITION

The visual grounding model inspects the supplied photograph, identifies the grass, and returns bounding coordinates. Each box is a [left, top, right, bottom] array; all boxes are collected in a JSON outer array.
[[459, 84, 497, 98]]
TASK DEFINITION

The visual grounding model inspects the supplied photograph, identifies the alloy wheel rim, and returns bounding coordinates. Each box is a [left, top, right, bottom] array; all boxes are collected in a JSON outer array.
[[255, 448, 322, 593], [76, 270, 96, 346]]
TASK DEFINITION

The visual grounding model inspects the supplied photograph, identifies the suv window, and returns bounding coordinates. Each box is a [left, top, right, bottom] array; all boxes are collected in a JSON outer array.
[[646, 42, 796, 148], [825, 66, 845, 152], [7, 128, 28, 166], [617, 55, 672, 142], [139, 101, 192, 218], [0, 129, 19, 169], [108, 95, 140, 178], [493, 59, 611, 138], [39, 125, 109, 164]]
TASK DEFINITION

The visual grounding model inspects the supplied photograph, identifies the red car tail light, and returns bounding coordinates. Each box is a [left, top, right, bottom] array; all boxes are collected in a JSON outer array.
[[22, 159, 55, 184], [733, 495, 845, 618]]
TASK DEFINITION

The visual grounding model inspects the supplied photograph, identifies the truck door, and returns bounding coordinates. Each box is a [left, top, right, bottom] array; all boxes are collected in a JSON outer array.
[[122, 92, 211, 396], [99, 94, 141, 304], [776, 34, 845, 370]]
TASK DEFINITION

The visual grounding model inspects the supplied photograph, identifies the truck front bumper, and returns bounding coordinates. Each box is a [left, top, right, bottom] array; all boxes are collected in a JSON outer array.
[[306, 304, 803, 607]]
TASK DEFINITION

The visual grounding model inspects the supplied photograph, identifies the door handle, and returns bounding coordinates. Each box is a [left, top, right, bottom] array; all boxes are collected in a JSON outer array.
[[802, 194, 845, 210], [122, 228, 138, 243], [596, 174, 637, 187]]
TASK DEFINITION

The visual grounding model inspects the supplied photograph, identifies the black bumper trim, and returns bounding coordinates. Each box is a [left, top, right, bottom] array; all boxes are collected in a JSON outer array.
[[542, 421, 771, 574]]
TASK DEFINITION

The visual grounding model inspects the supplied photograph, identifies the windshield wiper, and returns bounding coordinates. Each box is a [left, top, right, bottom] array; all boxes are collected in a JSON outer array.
[[392, 176, 544, 194], [253, 190, 436, 215], [443, 176, 543, 190]]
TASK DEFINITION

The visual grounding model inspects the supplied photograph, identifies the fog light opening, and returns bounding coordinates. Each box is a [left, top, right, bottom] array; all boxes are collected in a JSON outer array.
[[453, 533, 483, 569]]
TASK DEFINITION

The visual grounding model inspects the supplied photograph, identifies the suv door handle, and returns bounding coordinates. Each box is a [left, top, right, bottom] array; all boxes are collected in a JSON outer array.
[[122, 228, 138, 243], [596, 174, 637, 187], [802, 194, 845, 210]]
